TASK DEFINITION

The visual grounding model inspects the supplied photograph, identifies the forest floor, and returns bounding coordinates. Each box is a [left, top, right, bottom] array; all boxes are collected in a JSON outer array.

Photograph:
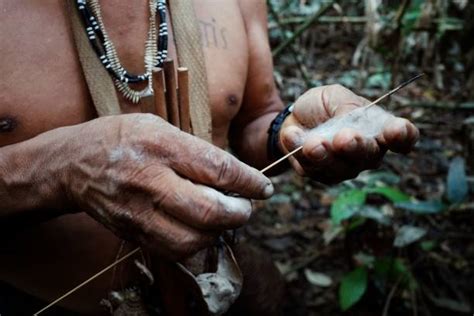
[[241, 19, 474, 316]]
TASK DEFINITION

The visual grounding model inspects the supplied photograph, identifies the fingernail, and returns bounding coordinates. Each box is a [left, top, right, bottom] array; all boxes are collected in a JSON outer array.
[[263, 182, 274, 198], [292, 128, 305, 146], [311, 144, 327, 160]]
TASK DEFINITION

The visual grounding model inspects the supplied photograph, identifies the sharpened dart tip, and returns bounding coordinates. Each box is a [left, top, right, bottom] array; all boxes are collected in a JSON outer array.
[[396, 73, 425, 91], [362, 73, 425, 110]]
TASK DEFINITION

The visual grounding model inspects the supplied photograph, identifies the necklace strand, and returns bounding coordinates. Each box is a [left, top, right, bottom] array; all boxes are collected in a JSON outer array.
[[76, 0, 169, 103]]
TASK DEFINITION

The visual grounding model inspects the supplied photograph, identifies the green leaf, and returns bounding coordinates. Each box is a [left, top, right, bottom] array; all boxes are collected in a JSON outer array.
[[394, 225, 427, 248], [374, 257, 391, 279], [357, 206, 391, 225], [346, 217, 367, 231], [366, 186, 410, 203], [401, 0, 423, 33], [392, 258, 418, 290], [395, 200, 446, 214], [446, 157, 468, 204], [420, 240, 437, 251], [366, 72, 392, 90], [357, 171, 400, 186], [339, 267, 368, 311], [374, 257, 418, 290], [331, 189, 367, 225]]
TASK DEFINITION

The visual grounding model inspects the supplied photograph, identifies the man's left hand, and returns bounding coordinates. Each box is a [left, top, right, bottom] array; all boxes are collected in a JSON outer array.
[[279, 84, 419, 184]]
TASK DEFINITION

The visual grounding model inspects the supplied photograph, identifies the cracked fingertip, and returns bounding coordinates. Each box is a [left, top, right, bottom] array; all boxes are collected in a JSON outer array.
[[283, 125, 306, 148], [263, 182, 274, 198], [310, 144, 327, 161]]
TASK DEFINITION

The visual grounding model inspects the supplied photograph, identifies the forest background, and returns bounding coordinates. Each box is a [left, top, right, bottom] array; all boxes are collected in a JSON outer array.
[[245, 0, 474, 315]]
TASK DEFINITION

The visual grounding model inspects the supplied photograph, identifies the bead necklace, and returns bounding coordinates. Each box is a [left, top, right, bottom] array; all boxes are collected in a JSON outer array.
[[75, 0, 169, 103]]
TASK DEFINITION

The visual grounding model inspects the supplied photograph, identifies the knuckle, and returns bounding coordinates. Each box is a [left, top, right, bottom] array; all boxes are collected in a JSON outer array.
[[325, 84, 346, 95], [210, 152, 239, 187], [216, 154, 233, 184], [130, 113, 162, 126], [320, 86, 332, 114], [330, 83, 345, 90], [199, 195, 221, 226], [177, 233, 209, 257]]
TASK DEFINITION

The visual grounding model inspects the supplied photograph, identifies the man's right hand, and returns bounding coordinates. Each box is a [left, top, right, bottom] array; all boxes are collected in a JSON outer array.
[[54, 114, 274, 259]]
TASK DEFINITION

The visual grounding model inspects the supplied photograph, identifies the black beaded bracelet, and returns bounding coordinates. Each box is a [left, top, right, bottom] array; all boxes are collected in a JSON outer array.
[[267, 104, 294, 160]]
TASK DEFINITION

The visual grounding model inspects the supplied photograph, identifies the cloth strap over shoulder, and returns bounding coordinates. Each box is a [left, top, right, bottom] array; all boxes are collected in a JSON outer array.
[[66, 1, 121, 116], [169, 0, 212, 142]]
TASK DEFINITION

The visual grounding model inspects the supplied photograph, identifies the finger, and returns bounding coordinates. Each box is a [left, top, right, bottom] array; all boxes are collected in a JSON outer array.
[[283, 127, 342, 173], [332, 128, 362, 155], [89, 195, 217, 260], [302, 155, 361, 184], [380, 118, 419, 154], [301, 134, 331, 165], [292, 84, 369, 128], [152, 172, 253, 231], [331, 128, 383, 169], [280, 126, 326, 174], [168, 133, 274, 199], [299, 130, 369, 182], [280, 125, 306, 152], [136, 208, 218, 260]]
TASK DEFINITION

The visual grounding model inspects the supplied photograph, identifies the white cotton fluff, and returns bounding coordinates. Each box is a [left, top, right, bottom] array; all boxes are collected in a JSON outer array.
[[306, 106, 394, 141]]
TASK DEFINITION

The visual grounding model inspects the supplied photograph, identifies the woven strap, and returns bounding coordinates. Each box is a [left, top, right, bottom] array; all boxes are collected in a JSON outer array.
[[66, 1, 121, 117], [169, 0, 212, 142]]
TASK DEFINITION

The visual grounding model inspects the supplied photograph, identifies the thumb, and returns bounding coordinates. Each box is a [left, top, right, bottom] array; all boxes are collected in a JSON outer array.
[[280, 124, 306, 153]]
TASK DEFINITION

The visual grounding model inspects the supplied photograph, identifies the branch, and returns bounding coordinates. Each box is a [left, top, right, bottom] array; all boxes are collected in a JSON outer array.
[[267, 0, 312, 86], [269, 15, 367, 29], [272, 0, 335, 58], [394, 0, 411, 28]]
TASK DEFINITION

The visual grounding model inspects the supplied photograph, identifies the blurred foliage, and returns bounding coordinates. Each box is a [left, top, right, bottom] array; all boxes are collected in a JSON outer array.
[[267, 0, 471, 101], [258, 1, 474, 314]]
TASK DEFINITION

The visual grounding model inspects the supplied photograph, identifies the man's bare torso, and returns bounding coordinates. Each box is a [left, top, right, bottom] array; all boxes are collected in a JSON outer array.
[[0, 0, 249, 147], [0, 0, 253, 313]]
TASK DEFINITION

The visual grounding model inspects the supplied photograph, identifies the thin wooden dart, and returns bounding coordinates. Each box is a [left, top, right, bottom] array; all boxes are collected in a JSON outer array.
[[33, 73, 424, 315], [164, 59, 180, 128]]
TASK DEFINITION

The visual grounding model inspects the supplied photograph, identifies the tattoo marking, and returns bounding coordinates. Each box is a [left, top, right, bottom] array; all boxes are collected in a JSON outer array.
[[198, 18, 228, 50]]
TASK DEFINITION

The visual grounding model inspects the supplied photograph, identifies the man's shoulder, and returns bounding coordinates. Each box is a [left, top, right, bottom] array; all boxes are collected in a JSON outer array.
[[237, 0, 268, 29]]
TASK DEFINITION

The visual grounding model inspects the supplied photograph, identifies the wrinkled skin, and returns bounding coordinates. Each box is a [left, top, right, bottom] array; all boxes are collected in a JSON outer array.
[[64, 114, 273, 259], [0, 0, 418, 314]]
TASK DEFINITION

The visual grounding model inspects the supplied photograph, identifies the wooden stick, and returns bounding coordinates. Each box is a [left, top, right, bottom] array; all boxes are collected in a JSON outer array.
[[177, 67, 191, 133], [33, 248, 141, 315], [260, 146, 303, 174], [33, 74, 424, 315], [152, 67, 168, 120], [362, 73, 424, 111], [139, 93, 156, 115], [163, 59, 180, 128]]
